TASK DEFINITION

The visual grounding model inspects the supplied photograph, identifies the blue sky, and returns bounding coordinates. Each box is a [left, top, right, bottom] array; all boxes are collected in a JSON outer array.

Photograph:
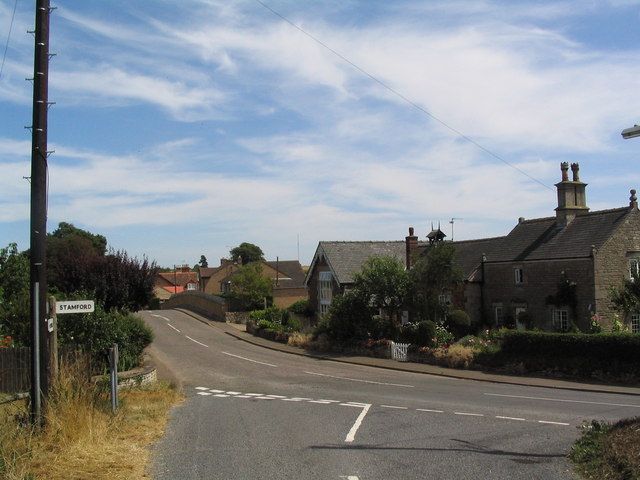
[[1, 0, 640, 268]]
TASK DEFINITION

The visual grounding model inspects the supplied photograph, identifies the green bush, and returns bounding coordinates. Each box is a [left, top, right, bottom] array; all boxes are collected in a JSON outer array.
[[446, 309, 470, 339], [434, 323, 455, 347], [370, 315, 398, 341], [320, 290, 375, 343], [398, 321, 436, 347], [287, 299, 313, 317], [251, 307, 302, 332]]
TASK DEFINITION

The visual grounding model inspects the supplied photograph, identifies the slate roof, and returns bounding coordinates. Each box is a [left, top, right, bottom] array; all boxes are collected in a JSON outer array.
[[265, 260, 306, 287], [490, 207, 630, 262], [314, 241, 408, 285]]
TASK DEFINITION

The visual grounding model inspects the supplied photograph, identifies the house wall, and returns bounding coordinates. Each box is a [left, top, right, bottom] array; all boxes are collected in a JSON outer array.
[[594, 208, 640, 326], [203, 264, 237, 295], [463, 282, 483, 326], [273, 286, 308, 309], [482, 257, 595, 331], [307, 256, 342, 319]]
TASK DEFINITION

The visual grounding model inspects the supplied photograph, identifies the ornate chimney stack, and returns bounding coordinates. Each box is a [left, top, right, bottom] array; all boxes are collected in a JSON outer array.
[[405, 226, 418, 269], [630, 189, 638, 210], [555, 162, 589, 227]]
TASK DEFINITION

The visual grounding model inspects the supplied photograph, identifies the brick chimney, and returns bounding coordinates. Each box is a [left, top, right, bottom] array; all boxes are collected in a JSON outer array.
[[405, 226, 418, 269], [555, 162, 589, 227]]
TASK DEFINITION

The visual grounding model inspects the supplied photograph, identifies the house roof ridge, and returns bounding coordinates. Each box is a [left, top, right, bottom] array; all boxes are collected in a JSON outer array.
[[584, 206, 630, 216], [319, 240, 404, 244], [452, 236, 506, 244]]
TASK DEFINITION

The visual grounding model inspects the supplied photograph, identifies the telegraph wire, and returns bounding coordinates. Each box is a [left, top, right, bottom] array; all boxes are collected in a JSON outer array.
[[0, 0, 19, 80], [252, 0, 553, 191]]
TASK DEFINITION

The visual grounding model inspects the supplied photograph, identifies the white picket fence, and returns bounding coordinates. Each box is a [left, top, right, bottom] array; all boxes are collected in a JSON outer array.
[[390, 341, 410, 362]]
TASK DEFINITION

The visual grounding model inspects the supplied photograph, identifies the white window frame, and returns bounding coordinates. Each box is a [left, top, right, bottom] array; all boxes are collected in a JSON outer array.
[[553, 309, 569, 332], [318, 271, 333, 316], [514, 267, 524, 285], [186, 282, 197, 291], [631, 313, 640, 334], [438, 292, 452, 306], [494, 304, 504, 327], [515, 306, 527, 330], [629, 257, 640, 281]]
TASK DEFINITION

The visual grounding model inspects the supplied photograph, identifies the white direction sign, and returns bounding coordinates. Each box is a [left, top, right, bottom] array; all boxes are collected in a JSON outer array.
[[55, 300, 95, 314]]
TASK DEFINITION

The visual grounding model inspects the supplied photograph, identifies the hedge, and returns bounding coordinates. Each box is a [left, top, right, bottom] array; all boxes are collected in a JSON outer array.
[[478, 331, 640, 378]]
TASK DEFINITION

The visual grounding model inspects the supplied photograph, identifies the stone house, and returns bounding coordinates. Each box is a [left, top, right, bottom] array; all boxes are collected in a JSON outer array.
[[200, 258, 308, 309], [306, 163, 640, 332], [153, 265, 199, 302]]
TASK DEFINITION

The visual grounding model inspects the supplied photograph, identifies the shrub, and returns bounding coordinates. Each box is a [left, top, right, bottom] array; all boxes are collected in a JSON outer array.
[[434, 324, 454, 347], [432, 344, 476, 369], [287, 332, 312, 348], [321, 290, 375, 343], [446, 309, 470, 338], [287, 299, 313, 317], [370, 315, 398, 341], [398, 321, 436, 347]]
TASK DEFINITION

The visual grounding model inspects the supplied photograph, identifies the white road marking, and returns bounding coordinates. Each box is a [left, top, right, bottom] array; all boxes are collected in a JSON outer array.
[[454, 412, 484, 417], [244, 393, 264, 396], [226, 391, 242, 395], [340, 477, 360, 480], [380, 405, 408, 410], [256, 396, 276, 400], [167, 324, 181, 333], [538, 420, 570, 426], [484, 393, 640, 409], [305, 371, 414, 388], [417, 408, 444, 413], [309, 400, 336, 404], [151, 314, 171, 321], [265, 395, 287, 399], [195, 387, 209, 390], [185, 336, 209, 348], [341, 402, 369, 407], [209, 389, 226, 393], [345, 403, 371, 443], [222, 351, 277, 367], [214, 394, 230, 398], [282, 397, 312, 402], [496, 416, 526, 421], [197, 392, 212, 396]]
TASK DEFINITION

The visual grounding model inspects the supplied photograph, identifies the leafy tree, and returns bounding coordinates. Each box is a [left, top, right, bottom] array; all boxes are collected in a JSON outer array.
[[408, 242, 463, 322], [227, 263, 272, 311], [321, 289, 376, 343], [49, 222, 107, 255], [0, 243, 30, 344], [353, 256, 409, 321], [199, 255, 208, 268], [229, 242, 264, 265], [610, 270, 640, 320]]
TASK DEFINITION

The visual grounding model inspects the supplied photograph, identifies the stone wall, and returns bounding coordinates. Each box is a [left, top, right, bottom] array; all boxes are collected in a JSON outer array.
[[594, 208, 640, 326], [482, 257, 595, 331], [161, 291, 227, 321], [273, 286, 308, 309]]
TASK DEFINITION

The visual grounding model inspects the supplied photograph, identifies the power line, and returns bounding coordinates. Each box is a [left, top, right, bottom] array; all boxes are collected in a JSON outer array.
[[0, 0, 19, 80], [252, 0, 553, 191]]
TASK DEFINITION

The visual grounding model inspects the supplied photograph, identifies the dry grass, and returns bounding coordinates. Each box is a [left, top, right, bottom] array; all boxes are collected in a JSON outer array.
[[287, 332, 312, 348], [432, 344, 476, 369], [0, 360, 182, 480]]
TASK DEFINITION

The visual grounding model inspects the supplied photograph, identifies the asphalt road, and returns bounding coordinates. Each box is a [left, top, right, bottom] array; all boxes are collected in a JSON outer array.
[[143, 310, 640, 480]]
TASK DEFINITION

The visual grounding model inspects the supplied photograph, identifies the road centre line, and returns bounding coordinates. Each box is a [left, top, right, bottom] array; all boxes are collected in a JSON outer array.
[[185, 336, 209, 348], [345, 403, 371, 443], [167, 324, 181, 333], [151, 314, 171, 322], [496, 416, 526, 421], [484, 393, 640, 408], [538, 420, 571, 426], [417, 408, 444, 413], [454, 412, 484, 417], [221, 351, 277, 367], [305, 371, 414, 388], [380, 405, 408, 410]]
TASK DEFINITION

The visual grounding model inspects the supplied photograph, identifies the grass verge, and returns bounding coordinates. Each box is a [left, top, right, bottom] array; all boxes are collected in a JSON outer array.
[[0, 361, 182, 480], [570, 418, 640, 480]]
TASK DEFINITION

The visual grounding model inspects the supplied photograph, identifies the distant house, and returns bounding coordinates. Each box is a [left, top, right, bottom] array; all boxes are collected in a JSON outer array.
[[200, 258, 308, 309], [306, 163, 640, 332], [153, 265, 199, 302]]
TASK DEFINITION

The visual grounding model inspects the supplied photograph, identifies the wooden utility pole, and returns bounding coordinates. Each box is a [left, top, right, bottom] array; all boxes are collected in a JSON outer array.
[[29, 0, 52, 425]]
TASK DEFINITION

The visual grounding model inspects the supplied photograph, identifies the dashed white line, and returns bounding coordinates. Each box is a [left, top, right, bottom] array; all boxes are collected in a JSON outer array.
[[213, 394, 230, 398], [417, 408, 444, 413], [484, 393, 640, 409], [151, 314, 171, 321], [345, 403, 371, 443], [197, 392, 212, 396], [185, 336, 209, 348], [244, 393, 264, 397], [167, 323, 181, 333], [305, 371, 414, 388], [454, 412, 484, 417], [195, 387, 209, 390], [380, 405, 408, 410], [209, 389, 225, 393], [226, 391, 242, 395], [265, 395, 287, 399], [282, 397, 312, 402], [538, 420, 570, 426], [496, 416, 526, 421], [221, 351, 277, 367]]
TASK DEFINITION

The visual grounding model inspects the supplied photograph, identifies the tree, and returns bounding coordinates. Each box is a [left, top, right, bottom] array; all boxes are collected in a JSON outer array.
[[322, 289, 376, 343], [408, 242, 463, 323], [0, 243, 30, 344], [229, 242, 264, 265], [610, 270, 640, 321], [199, 255, 208, 268], [49, 222, 107, 255], [227, 263, 272, 311], [352, 256, 409, 321]]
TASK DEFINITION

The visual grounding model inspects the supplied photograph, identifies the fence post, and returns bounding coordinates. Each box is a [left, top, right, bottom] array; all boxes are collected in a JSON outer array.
[[109, 344, 119, 413]]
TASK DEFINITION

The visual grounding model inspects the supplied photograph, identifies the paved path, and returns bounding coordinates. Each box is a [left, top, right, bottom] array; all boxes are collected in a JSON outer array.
[[145, 310, 640, 480]]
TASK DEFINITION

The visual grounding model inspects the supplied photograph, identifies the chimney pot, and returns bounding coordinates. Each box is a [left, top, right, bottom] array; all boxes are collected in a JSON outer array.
[[631, 189, 638, 209], [409, 226, 414, 236], [518, 217, 525, 223], [561, 162, 569, 181], [571, 163, 580, 182]]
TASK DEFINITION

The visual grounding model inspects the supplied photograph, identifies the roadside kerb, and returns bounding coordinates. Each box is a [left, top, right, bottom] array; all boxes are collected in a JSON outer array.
[[171, 308, 640, 397]]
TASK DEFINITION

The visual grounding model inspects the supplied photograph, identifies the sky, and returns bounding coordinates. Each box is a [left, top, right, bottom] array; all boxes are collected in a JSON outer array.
[[1, 0, 640, 268]]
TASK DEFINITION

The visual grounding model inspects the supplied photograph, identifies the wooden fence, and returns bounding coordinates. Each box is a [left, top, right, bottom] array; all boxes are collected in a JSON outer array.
[[0, 347, 30, 393]]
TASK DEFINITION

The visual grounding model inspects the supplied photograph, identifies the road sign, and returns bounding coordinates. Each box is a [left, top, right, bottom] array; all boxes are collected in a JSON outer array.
[[55, 300, 95, 314]]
